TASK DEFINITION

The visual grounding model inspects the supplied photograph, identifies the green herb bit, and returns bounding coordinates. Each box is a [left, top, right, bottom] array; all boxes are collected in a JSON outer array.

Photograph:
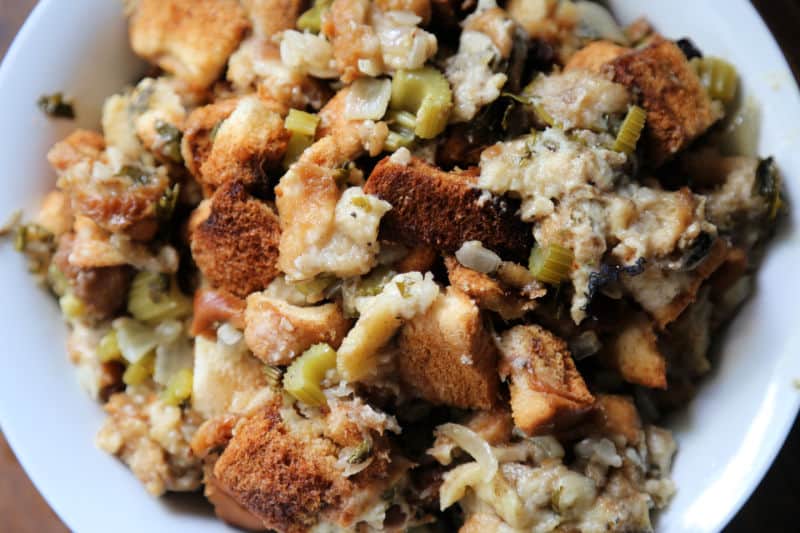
[[14, 223, 53, 252], [529, 244, 574, 285], [395, 279, 411, 298], [155, 120, 184, 163], [691, 56, 738, 104], [283, 132, 314, 167], [384, 129, 415, 152], [347, 439, 373, 464], [47, 263, 70, 297], [294, 275, 336, 297], [156, 184, 181, 223], [754, 156, 784, 220], [117, 164, 151, 184], [59, 292, 86, 321], [37, 92, 75, 119]]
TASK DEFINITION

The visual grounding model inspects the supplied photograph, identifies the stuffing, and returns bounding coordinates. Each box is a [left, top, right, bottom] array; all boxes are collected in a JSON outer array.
[[191, 288, 246, 338], [190, 181, 282, 298], [526, 69, 630, 131], [192, 335, 273, 419], [212, 401, 405, 532], [394, 244, 438, 274], [606, 36, 723, 166], [243, 293, 351, 365], [198, 96, 290, 195], [589, 394, 643, 446], [602, 313, 667, 389], [397, 287, 499, 409], [375, 0, 432, 24], [128, 0, 250, 89], [464, 407, 515, 446], [506, 0, 579, 61], [241, 0, 304, 38], [180, 98, 240, 180], [53, 233, 133, 320], [37, 190, 74, 237], [445, 257, 539, 320], [624, 237, 728, 328], [46, 129, 105, 173], [445, 29, 508, 122], [565, 40, 629, 73], [498, 325, 594, 435], [96, 388, 203, 496], [365, 156, 534, 262]]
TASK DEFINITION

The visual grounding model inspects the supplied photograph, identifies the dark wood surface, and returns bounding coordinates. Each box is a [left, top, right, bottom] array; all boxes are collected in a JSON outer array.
[[0, 1, 796, 531]]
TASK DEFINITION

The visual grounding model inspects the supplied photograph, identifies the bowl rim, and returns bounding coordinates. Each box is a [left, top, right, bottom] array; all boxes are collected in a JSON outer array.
[[0, 0, 798, 532]]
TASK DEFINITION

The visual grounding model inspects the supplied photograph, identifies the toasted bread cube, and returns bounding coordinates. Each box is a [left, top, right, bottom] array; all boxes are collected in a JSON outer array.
[[591, 394, 642, 446], [565, 40, 629, 73], [395, 245, 438, 274], [37, 190, 74, 237], [498, 325, 594, 435], [47, 129, 105, 173], [198, 96, 290, 195], [192, 336, 273, 419], [398, 287, 499, 409], [624, 238, 728, 328], [244, 293, 351, 365], [465, 407, 514, 446], [604, 314, 667, 389], [204, 469, 267, 531], [213, 402, 402, 532], [190, 181, 281, 298], [364, 157, 533, 262], [128, 0, 249, 89], [445, 257, 537, 320], [605, 37, 721, 165], [242, 0, 305, 38], [181, 99, 240, 179]]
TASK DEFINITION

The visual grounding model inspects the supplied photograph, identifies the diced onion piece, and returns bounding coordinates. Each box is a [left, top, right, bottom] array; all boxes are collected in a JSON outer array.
[[128, 271, 192, 324], [436, 423, 498, 483], [613, 105, 647, 155], [97, 330, 122, 363], [345, 78, 392, 121], [691, 57, 738, 104], [161, 368, 193, 406], [284, 343, 337, 406], [285, 109, 320, 137], [439, 462, 483, 510], [574, 1, 628, 44], [455, 240, 502, 274], [122, 351, 155, 386], [113, 318, 161, 364], [528, 244, 574, 285], [390, 67, 453, 139]]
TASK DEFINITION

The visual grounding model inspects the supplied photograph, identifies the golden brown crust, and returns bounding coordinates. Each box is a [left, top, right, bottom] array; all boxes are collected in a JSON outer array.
[[603, 313, 667, 389], [445, 257, 539, 320], [605, 36, 720, 166], [190, 181, 282, 298], [129, 0, 250, 89], [242, 0, 305, 38], [395, 245, 438, 273], [213, 406, 340, 532], [47, 129, 105, 173], [181, 98, 240, 180], [191, 288, 246, 338], [244, 293, 352, 365], [191, 415, 240, 459], [205, 469, 267, 531], [591, 394, 642, 446], [322, 0, 382, 84], [198, 97, 290, 195], [397, 287, 499, 410], [498, 325, 594, 435], [364, 157, 534, 262], [465, 408, 514, 446], [564, 40, 629, 73]]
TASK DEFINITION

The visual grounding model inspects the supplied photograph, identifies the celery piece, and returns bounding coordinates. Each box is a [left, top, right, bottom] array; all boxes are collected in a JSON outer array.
[[283, 132, 314, 167], [691, 57, 738, 104], [390, 68, 453, 139], [97, 330, 123, 363], [122, 351, 156, 386], [528, 244, 574, 285], [283, 343, 337, 406], [613, 105, 647, 155], [285, 109, 320, 137], [161, 368, 193, 406], [127, 271, 192, 324]]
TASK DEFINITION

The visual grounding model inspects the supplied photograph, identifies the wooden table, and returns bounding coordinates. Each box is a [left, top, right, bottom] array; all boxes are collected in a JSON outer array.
[[0, 1, 797, 531]]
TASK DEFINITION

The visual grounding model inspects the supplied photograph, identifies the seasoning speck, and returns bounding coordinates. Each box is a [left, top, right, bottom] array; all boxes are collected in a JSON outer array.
[[37, 92, 75, 119]]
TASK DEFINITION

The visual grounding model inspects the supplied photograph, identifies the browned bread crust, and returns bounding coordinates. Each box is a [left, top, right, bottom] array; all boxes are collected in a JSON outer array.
[[498, 325, 594, 435], [606, 37, 720, 166], [603, 313, 667, 389], [397, 287, 499, 410], [190, 181, 281, 298], [364, 157, 533, 262]]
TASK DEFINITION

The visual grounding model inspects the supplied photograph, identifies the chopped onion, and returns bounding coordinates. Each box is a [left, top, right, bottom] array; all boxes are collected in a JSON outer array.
[[574, 1, 628, 45], [455, 240, 502, 274], [217, 322, 243, 345], [113, 318, 160, 364], [436, 423, 498, 482], [439, 462, 483, 510], [345, 78, 392, 121], [154, 335, 193, 386]]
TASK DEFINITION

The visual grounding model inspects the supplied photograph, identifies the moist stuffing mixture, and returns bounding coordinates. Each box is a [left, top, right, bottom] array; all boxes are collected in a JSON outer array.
[[12, 0, 786, 531]]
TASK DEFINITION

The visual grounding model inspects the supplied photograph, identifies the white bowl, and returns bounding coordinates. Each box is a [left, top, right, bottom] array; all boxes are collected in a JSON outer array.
[[0, 0, 798, 531]]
